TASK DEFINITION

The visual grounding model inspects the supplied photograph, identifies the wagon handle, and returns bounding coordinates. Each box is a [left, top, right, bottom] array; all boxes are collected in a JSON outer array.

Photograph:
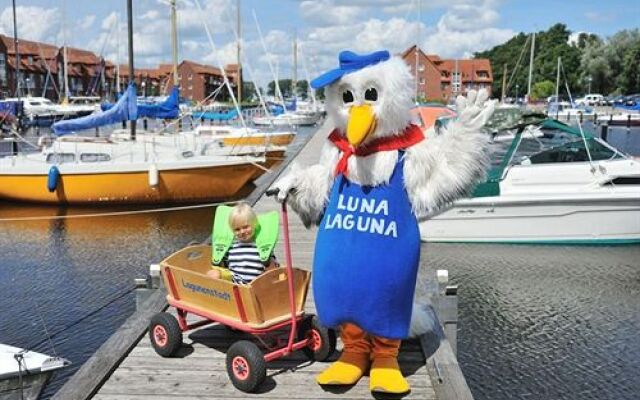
[[280, 200, 298, 354]]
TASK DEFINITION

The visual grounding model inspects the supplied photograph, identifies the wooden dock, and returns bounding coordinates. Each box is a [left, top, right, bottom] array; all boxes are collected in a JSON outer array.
[[54, 122, 472, 400]]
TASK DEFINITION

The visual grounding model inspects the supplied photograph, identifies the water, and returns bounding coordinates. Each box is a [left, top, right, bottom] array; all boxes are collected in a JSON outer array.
[[0, 122, 639, 399], [420, 243, 640, 400], [0, 123, 314, 398]]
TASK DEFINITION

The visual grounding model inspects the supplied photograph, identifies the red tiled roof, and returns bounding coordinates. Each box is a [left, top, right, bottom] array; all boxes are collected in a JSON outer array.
[[438, 59, 493, 82], [0, 34, 58, 58], [61, 46, 101, 65], [181, 60, 222, 76]]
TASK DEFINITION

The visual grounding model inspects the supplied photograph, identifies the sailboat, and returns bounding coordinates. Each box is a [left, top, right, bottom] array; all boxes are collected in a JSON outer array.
[[0, 3, 268, 205]]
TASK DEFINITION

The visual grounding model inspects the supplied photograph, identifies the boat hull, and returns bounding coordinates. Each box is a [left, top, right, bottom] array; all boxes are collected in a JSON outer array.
[[0, 164, 258, 205], [421, 198, 640, 244], [0, 371, 53, 400], [222, 133, 294, 146]]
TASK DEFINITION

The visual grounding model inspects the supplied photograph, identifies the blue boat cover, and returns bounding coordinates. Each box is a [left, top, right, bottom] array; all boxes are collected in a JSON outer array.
[[52, 83, 138, 136], [192, 109, 239, 121], [0, 100, 22, 116], [101, 87, 180, 119], [614, 103, 640, 111]]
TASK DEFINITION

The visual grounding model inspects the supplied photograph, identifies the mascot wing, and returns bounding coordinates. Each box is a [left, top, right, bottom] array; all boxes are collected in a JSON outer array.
[[404, 89, 497, 219], [272, 138, 340, 227]]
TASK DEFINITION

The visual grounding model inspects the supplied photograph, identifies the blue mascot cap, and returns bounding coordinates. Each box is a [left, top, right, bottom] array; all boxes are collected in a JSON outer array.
[[310, 50, 390, 89]]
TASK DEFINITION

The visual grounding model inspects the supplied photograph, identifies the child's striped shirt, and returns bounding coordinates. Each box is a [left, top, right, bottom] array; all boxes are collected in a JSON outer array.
[[226, 240, 266, 284]]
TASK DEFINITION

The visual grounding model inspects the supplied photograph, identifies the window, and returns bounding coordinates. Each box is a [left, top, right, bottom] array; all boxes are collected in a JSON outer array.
[[188, 74, 192, 80], [477, 71, 489, 79], [418, 64, 425, 72], [419, 78, 425, 85], [80, 153, 111, 162], [0, 53, 6, 84], [46, 153, 75, 164], [28, 55, 33, 65]]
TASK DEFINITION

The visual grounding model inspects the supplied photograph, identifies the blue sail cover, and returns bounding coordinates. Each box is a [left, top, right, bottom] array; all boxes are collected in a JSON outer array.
[[192, 109, 238, 121], [101, 87, 180, 119], [52, 84, 138, 136], [614, 103, 640, 111]]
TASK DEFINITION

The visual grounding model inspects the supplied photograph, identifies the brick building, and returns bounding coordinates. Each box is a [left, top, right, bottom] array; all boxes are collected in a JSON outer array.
[[401, 45, 493, 101], [0, 34, 59, 99], [57, 46, 116, 98], [165, 60, 237, 102]]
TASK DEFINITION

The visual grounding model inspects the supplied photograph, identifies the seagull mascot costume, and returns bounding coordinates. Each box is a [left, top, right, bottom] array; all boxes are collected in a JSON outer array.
[[272, 50, 495, 395]]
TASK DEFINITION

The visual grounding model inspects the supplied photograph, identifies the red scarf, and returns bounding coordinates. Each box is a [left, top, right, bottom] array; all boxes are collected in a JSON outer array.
[[328, 124, 425, 176]]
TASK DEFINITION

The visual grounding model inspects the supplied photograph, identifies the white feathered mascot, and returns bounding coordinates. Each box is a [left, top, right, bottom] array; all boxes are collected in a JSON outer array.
[[272, 50, 495, 395]]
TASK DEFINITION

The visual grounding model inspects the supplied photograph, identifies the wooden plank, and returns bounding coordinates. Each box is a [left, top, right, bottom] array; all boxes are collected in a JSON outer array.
[[425, 338, 474, 400]]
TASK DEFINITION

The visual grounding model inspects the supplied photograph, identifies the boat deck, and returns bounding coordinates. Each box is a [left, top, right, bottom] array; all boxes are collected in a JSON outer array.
[[55, 122, 470, 400]]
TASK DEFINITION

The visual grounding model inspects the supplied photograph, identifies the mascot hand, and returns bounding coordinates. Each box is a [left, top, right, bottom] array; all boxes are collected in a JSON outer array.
[[455, 89, 496, 132], [269, 167, 300, 203]]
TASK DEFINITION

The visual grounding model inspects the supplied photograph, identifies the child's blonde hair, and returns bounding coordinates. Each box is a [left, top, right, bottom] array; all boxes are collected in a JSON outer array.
[[228, 202, 258, 229]]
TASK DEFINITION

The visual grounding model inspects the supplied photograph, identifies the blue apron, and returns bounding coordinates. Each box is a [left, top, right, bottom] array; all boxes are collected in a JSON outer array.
[[313, 152, 420, 339]]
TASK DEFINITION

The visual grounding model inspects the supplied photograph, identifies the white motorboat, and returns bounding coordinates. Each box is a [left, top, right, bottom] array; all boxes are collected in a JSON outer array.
[[420, 119, 640, 244], [0, 344, 69, 400], [596, 113, 640, 127], [546, 101, 596, 123]]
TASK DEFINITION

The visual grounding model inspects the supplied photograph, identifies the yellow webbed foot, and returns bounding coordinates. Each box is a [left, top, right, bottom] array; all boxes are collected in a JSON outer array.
[[316, 352, 370, 386], [369, 357, 410, 394]]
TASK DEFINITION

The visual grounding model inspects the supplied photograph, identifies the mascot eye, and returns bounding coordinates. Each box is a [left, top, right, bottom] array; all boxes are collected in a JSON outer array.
[[364, 87, 378, 101], [342, 90, 354, 104]]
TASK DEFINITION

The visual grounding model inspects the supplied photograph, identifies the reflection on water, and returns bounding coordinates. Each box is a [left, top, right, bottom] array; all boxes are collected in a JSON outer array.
[[420, 243, 640, 400], [0, 203, 217, 397], [0, 125, 314, 398]]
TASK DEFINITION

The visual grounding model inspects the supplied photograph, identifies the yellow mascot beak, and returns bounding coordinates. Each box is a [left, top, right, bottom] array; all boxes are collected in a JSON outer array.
[[346, 104, 377, 147]]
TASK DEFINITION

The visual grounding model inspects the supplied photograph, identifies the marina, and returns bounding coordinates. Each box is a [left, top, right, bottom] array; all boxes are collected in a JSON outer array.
[[0, 0, 639, 399]]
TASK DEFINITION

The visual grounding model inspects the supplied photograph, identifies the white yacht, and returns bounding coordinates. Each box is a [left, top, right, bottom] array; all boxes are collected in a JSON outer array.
[[420, 120, 640, 244], [546, 101, 596, 123]]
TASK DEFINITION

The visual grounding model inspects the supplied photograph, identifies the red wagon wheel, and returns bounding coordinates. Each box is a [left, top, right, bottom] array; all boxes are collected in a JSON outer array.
[[226, 340, 266, 392], [299, 315, 337, 361], [149, 312, 183, 357]]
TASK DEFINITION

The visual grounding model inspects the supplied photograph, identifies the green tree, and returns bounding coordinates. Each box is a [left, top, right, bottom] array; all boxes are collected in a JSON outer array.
[[241, 81, 257, 103], [531, 80, 555, 100], [475, 24, 582, 98], [620, 39, 640, 93], [267, 79, 293, 98]]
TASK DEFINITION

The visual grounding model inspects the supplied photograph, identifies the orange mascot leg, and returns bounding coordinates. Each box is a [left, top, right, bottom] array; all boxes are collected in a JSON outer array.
[[369, 336, 409, 394], [316, 323, 370, 385]]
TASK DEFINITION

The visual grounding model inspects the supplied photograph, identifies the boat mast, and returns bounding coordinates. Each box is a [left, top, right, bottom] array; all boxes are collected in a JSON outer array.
[[62, 0, 70, 101], [170, 0, 179, 88], [236, 0, 241, 104], [116, 14, 121, 94], [11, 0, 21, 99], [292, 29, 297, 99], [501, 63, 507, 103], [127, 0, 136, 140], [414, 0, 421, 102], [526, 31, 535, 103], [555, 56, 560, 102]]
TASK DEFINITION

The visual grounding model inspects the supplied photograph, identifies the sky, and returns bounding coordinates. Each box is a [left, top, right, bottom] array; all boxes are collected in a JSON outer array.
[[0, 0, 638, 88]]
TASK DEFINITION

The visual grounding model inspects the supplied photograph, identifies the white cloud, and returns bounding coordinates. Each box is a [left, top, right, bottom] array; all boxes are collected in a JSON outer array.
[[439, 4, 500, 31], [79, 15, 96, 30], [300, 1, 362, 27], [0, 6, 60, 43]]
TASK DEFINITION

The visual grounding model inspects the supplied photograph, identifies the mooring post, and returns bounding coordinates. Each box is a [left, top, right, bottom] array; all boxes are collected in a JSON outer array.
[[436, 269, 459, 355], [600, 124, 609, 142]]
